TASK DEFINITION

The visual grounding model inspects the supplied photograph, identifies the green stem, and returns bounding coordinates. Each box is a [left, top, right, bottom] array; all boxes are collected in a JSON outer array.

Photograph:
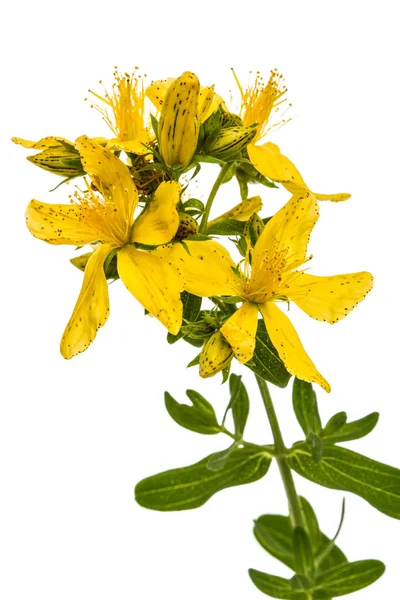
[[199, 163, 231, 233], [255, 375, 304, 529]]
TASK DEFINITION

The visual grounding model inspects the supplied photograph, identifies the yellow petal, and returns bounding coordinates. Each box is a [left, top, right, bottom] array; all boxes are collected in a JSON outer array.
[[208, 195, 262, 226], [25, 199, 98, 245], [259, 302, 330, 392], [132, 181, 180, 245], [75, 136, 138, 225], [168, 240, 241, 297], [248, 142, 350, 201], [220, 301, 259, 363], [117, 245, 183, 334], [286, 272, 374, 324], [60, 243, 113, 359], [105, 128, 150, 155], [199, 330, 234, 378], [253, 193, 319, 270], [11, 136, 70, 150], [146, 78, 175, 111]]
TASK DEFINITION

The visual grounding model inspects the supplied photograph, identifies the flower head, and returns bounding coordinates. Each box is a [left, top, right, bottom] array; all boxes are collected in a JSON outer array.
[[170, 193, 373, 391], [88, 68, 150, 154], [26, 136, 183, 358], [232, 69, 350, 202]]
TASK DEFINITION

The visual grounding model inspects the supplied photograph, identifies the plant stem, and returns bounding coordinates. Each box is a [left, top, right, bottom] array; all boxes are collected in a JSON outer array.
[[255, 375, 304, 529], [199, 163, 231, 233]]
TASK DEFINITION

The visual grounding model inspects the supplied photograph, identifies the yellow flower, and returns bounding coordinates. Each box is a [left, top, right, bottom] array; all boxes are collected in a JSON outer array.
[[25, 136, 183, 359], [88, 68, 150, 154], [169, 193, 373, 391], [233, 69, 350, 202]]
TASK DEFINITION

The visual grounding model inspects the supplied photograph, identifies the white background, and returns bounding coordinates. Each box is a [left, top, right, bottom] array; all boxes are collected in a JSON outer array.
[[1, 1, 399, 598]]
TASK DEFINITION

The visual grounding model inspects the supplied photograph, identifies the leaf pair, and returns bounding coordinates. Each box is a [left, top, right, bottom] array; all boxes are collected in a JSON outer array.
[[251, 496, 384, 598]]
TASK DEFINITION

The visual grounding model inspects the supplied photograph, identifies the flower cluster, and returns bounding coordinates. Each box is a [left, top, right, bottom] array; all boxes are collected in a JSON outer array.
[[14, 68, 373, 391]]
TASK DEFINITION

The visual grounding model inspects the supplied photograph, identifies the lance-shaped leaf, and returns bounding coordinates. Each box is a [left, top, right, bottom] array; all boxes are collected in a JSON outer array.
[[322, 412, 379, 444], [167, 291, 202, 344], [245, 319, 291, 388], [135, 446, 271, 511], [164, 390, 221, 435], [248, 570, 308, 599], [288, 443, 400, 519], [206, 219, 246, 236], [293, 379, 322, 437], [224, 374, 249, 438], [313, 560, 385, 598]]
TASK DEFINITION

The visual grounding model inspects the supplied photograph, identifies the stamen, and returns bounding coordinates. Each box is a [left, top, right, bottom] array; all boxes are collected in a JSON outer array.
[[232, 68, 291, 142]]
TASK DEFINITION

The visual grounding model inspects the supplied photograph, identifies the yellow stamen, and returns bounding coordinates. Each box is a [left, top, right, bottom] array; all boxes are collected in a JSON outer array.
[[87, 67, 147, 142], [232, 68, 290, 142], [71, 178, 130, 246]]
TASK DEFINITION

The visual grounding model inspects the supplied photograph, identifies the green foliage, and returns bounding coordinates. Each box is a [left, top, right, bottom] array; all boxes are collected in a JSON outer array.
[[223, 374, 250, 438], [206, 219, 246, 236], [135, 445, 271, 511], [253, 498, 347, 576], [322, 412, 379, 444], [249, 559, 384, 599], [245, 320, 291, 388], [288, 443, 400, 519], [249, 570, 309, 599], [164, 390, 221, 435], [313, 560, 385, 598], [292, 379, 322, 437]]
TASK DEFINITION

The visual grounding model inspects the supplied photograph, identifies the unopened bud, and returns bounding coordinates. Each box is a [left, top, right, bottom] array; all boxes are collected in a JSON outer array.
[[208, 126, 257, 159], [199, 331, 234, 378], [12, 136, 84, 178], [158, 71, 200, 168]]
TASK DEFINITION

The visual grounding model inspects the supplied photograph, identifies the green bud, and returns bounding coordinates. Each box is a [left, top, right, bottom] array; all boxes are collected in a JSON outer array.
[[208, 126, 257, 159]]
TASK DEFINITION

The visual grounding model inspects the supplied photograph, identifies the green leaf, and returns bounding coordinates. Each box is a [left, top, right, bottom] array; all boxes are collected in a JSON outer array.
[[307, 432, 324, 463], [182, 198, 205, 212], [293, 379, 322, 436], [187, 353, 201, 368], [322, 412, 379, 444], [253, 512, 346, 574], [135, 446, 271, 511], [206, 443, 237, 471], [293, 527, 314, 577], [228, 374, 249, 437], [164, 390, 221, 435], [245, 320, 291, 388], [314, 560, 385, 598], [298, 497, 321, 550], [322, 412, 347, 437], [248, 570, 308, 599], [289, 443, 400, 519], [206, 219, 246, 236]]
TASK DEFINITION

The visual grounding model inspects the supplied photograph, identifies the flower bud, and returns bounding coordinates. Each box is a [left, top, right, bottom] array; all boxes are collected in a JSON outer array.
[[175, 212, 199, 239], [12, 136, 85, 178], [208, 126, 257, 159], [199, 331, 234, 378], [158, 71, 200, 168]]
